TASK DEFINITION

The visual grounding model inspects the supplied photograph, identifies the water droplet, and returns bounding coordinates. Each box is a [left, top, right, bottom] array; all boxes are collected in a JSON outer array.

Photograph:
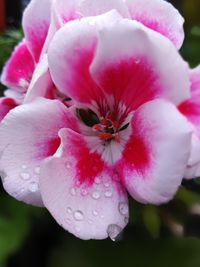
[[21, 165, 27, 169], [66, 161, 72, 169], [70, 187, 76, 196], [124, 217, 129, 224], [118, 202, 128, 216], [93, 210, 98, 216], [75, 226, 81, 232], [107, 224, 122, 241], [104, 182, 110, 188], [66, 218, 72, 225], [135, 59, 141, 64], [20, 187, 25, 193], [75, 180, 81, 186], [94, 177, 101, 184], [67, 207, 72, 214], [20, 172, 30, 181], [74, 210, 84, 221], [81, 189, 88, 196], [29, 182, 38, 192], [34, 166, 40, 174], [104, 190, 113, 198], [92, 191, 101, 200]]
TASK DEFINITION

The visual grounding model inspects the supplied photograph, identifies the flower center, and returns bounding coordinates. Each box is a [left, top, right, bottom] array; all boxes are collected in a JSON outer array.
[[76, 109, 129, 143], [92, 113, 121, 142]]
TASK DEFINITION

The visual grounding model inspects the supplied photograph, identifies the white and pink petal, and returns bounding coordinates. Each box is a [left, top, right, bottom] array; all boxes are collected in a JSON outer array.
[[40, 128, 128, 240], [1, 39, 34, 91], [115, 99, 192, 204], [0, 97, 17, 122], [48, 11, 122, 106], [90, 19, 189, 110], [22, 0, 52, 62], [0, 98, 79, 206], [125, 0, 184, 49], [24, 54, 55, 103]]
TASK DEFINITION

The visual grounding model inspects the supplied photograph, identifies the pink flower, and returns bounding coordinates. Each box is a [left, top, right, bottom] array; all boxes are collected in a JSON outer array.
[[0, 0, 53, 118], [179, 66, 200, 179], [0, 13, 192, 240]]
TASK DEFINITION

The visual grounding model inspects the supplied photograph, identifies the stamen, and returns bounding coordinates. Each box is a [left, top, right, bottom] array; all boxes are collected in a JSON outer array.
[[98, 133, 113, 140]]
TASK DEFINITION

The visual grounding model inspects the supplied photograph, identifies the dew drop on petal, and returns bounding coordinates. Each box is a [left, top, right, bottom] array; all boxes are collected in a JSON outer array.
[[104, 190, 113, 198], [75, 180, 81, 186], [34, 166, 40, 174], [92, 191, 101, 200], [135, 59, 141, 64], [21, 165, 27, 169], [29, 182, 38, 192], [67, 207, 72, 214], [81, 189, 88, 196], [66, 218, 72, 225], [20, 172, 30, 181], [70, 187, 76, 196], [107, 224, 122, 241], [124, 217, 129, 224], [66, 161, 72, 169], [104, 182, 110, 188], [20, 187, 25, 193], [118, 202, 128, 216], [75, 226, 81, 232], [93, 210, 98, 216], [94, 177, 101, 184], [74, 210, 84, 221]]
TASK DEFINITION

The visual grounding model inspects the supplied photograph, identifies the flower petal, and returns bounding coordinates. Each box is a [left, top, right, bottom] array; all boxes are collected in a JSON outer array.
[[4, 89, 24, 104], [0, 98, 79, 206], [1, 39, 34, 91], [78, 0, 129, 17], [0, 97, 17, 122], [179, 66, 200, 137], [125, 0, 184, 49], [40, 128, 128, 240], [179, 66, 200, 178], [48, 11, 122, 105], [90, 19, 189, 110], [24, 54, 55, 103], [116, 99, 192, 204], [22, 0, 52, 62], [184, 133, 200, 179]]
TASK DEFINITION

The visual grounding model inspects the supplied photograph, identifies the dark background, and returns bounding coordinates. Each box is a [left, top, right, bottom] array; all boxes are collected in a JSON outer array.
[[1, 1, 200, 266]]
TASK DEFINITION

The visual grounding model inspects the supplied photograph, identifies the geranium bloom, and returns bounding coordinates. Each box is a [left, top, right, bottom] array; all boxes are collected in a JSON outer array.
[[179, 66, 200, 178], [0, 12, 192, 240], [0, 0, 53, 119]]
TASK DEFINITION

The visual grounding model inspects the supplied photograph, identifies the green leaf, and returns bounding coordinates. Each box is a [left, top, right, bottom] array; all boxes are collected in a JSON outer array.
[[142, 205, 161, 239]]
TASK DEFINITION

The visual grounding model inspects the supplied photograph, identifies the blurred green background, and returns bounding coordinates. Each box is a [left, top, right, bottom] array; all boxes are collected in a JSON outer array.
[[1, 0, 200, 266]]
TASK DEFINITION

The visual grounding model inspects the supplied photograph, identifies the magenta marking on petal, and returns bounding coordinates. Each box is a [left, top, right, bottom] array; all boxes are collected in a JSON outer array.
[[97, 57, 160, 111], [2, 40, 34, 89], [26, 22, 49, 62], [35, 137, 61, 159]]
